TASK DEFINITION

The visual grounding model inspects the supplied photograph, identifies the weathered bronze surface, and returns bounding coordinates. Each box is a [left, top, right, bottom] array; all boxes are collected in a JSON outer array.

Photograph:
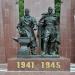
[[16, 7, 60, 57], [15, 9, 37, 57], [38, 7, 60, 55]]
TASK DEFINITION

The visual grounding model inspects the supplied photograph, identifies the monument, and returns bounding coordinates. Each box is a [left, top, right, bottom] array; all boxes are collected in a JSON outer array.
[[8, 7, 70, 71], [0, 0, 72, 74]]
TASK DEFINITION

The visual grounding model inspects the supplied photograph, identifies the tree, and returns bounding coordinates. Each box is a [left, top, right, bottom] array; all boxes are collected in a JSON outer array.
[[19, 0, 24, 17], [55, 0, 61, 17]]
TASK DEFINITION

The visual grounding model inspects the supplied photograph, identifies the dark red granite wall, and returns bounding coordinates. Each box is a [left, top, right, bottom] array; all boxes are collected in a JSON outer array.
[[1, 0, 19, 62], [60, 0, 75, 62], [0, 0, 6, 63]]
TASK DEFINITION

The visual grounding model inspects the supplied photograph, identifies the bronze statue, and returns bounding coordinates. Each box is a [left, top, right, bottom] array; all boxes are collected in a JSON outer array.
[[38, 7, 60, 55], [16, 7, 60, 57], [17, 8, 37, 55]]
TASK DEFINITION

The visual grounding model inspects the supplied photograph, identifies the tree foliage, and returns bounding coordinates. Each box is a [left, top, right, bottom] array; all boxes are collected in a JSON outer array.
[[55, 0, 61, 17], [19, 0, 24, 17], [19, 0, 61, 18]]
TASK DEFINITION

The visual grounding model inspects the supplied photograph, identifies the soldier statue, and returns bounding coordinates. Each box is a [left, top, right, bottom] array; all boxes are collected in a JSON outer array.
[[38, 7, 60, 55], [17, 8, 37, 55]]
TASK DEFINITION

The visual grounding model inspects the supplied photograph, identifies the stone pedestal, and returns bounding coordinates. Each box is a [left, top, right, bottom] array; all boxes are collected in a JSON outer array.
[[8, 57, 70, 71]]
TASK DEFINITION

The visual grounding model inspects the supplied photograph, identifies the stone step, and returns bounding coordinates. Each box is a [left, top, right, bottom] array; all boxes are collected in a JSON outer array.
[[70, 64, 75, 67], [0, 64, 7, 69], [70, 64, 75, 72]]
